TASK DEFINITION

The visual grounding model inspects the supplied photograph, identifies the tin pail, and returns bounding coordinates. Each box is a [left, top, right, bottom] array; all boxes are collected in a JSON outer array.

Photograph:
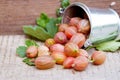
[[62, 2, 120, 47]]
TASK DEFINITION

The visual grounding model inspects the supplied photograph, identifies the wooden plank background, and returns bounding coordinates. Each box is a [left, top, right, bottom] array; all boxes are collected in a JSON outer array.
[[0, 0, 120, 35]]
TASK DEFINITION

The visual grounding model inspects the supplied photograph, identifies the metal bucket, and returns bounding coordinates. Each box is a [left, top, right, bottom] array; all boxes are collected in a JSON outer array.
[[62, 2, 120, 47]]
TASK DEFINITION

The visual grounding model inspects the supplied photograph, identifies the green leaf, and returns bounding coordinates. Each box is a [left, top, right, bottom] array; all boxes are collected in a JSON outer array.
[[115, 35, 120, 41], [46, 18, 58, 37], [56, 17, 62, 23], [25, 39, 39, 47], [23, 13, 59, 41], [36, 13, 49, 28], [23, 58, 35, 66], [56, 8, 60, 17], [23, 25, 52, 41], [61, 0, 70, 8], [16, 46, 27, 58], [95, 40, 120, 52]]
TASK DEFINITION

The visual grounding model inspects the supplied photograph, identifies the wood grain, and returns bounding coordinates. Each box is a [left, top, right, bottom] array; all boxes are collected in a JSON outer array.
[[0, 0, 120, 35], [0, 35, 120, 80]]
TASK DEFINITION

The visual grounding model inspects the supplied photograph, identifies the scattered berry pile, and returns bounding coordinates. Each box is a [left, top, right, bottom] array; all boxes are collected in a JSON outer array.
[[25, 17, 106, 71]]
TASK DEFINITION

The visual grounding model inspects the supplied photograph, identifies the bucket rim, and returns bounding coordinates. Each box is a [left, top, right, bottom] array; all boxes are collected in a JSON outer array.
[[62, 2, 93, 46]]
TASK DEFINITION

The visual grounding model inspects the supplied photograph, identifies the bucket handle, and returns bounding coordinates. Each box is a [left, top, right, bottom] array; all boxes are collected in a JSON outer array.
[[109, 2, 116, 8]]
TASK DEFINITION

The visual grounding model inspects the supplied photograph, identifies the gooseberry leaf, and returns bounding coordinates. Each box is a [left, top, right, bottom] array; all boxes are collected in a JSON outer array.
[[23, 58, 35, 66], [46, 18, 58, 37], [36, 13, 49, 29], [16, 46, 27, 58], [23, 25, 52, 41], [95, 40, 120, 52], [25, 39, 39, 47], [61, 0, 70, 8]]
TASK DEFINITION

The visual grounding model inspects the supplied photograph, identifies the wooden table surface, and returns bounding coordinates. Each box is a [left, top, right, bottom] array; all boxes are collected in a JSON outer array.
[[0, 0, 120, 35], [0, 0, 120, 80], [0, 35, 120, 80]]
